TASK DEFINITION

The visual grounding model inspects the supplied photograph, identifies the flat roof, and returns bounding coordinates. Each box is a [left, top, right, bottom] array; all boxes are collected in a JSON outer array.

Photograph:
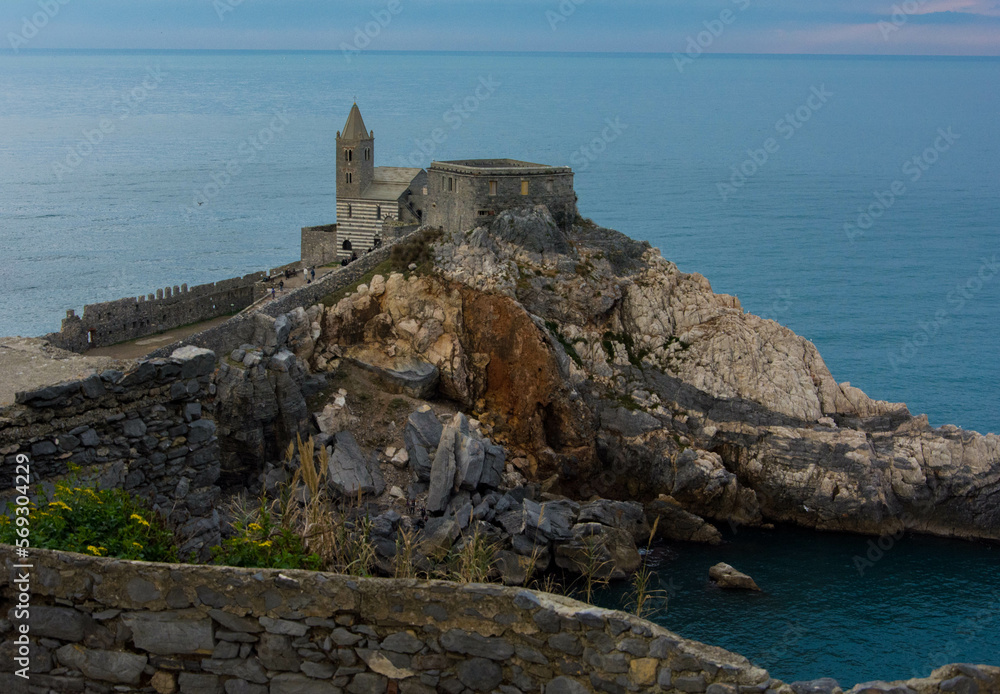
[[430, 159, 572, 175]]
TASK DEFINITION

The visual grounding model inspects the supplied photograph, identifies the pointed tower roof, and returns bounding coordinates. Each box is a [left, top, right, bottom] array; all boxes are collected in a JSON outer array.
[[341, 103, 370, 140]]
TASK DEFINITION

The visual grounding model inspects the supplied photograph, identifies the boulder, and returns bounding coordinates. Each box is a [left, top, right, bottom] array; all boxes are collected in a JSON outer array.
[[426, 413, 468, 513], [326, 431, 385, 498], [578, 498, 650, 543], [418, 517, 460, 559], [348, 357, 440, 399], [709, 563, 761, 591], [404, 408, 443, 482], [646, 497, 723, 545], [554, 523, 640, 580]]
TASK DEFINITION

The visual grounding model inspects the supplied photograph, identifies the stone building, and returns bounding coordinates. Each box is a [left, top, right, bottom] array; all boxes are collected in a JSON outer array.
[[302, 104, 577, 264], [421, 159, 576, 233], [333, 103, 425, 259]]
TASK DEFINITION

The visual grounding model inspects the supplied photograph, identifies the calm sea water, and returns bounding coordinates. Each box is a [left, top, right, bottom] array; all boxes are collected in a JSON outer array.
[[1, 51, 998, 682]]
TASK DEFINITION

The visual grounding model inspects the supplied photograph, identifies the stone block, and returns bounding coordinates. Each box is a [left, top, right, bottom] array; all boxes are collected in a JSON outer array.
[[55, 644, 147, 685], [121, 611, 214, 654], [178, 672, 221, 694]]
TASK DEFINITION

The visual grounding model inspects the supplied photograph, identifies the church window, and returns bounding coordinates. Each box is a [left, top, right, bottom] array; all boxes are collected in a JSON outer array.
[[347, 204, 352, 217], [489, 180, 497, 196], [343, 239, 353, 251], [376, 205, 382, 219], [448, 177, 455, 192], [346, 172, 353, 184], [521, 180, 529, 195], [345, 149, 353, 162], [365, 148, 371, 161]]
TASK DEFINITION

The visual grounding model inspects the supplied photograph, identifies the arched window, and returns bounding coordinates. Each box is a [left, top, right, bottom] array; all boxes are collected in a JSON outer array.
[[365, 148, 371, 161], [347, 204, 352, 218], [342, 239, 353, 251], [345, 149, 353, 162], [376, 205, 382, 220], [346, 172, 353, 184]]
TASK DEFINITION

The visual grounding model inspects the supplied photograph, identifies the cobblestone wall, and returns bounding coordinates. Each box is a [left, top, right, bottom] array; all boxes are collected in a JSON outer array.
[[0, 547, 776, 694], [0, 347, 222, 558]]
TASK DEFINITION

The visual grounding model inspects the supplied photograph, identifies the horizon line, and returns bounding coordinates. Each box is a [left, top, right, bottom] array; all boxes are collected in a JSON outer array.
[[4, 48, 1000, 60]]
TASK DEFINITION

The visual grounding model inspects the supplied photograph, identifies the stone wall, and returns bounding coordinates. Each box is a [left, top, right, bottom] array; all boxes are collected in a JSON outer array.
[[424, 162, 577, 234], [301, 225, 341, 267], [147, 243, 397, 362], [0, 347, 222, 557], [0, 546, 776, 694], [45, 274, 267, 353]]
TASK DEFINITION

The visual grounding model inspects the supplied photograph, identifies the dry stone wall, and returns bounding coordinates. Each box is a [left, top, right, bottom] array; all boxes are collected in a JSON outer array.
[[0, 347, 222, 557], [0, 547, 776, 694]]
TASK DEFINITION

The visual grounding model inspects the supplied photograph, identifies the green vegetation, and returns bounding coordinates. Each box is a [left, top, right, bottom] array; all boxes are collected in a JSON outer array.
[[389, 228, 443, 271], [602, 331, 650, 368], [626, 517, 669, 620], [0, 471, 176, 562], [210, 496, 321, 571], [545, 321, 584, 368]]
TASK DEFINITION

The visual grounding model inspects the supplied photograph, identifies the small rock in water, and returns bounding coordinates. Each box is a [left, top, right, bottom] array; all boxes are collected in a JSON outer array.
[[709, 562, 761, 591]]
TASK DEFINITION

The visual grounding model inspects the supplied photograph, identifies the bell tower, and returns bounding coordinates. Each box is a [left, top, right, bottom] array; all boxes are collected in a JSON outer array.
[[336, 103, 375, 200]]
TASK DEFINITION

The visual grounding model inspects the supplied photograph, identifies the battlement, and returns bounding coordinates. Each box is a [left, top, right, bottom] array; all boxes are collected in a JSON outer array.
[[46, 272, 266, 353]]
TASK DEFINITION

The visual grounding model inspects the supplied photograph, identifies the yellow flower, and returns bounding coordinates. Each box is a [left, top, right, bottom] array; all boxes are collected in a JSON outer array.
[[130, 514, 150, 528], [131, 542, 143, 549], [248, 523, 262, 532], [259, 540, 273, 548], [86, 545, 106, 556], [48, 501, 72, 512]]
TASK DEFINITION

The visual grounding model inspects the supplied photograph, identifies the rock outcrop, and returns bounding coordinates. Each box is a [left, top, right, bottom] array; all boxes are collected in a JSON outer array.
[[709, 562, 761, 591], [302, 207, 1000, 542]]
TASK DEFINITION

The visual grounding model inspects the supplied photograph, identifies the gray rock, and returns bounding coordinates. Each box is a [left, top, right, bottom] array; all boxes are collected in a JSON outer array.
[[454, 430, 486, 491], [457, 657, 502, 692], [271, 673, 341, 694], [55, 644, 147, 685], [326, 431, 385, 498], [178, 672, 220, 694], [427, 414, 466, 513], [350, 358, 440, 400], [440, 629, 514, 660], [646, 497, 723, 545], [225, 680, 267, 694], [121, 611, 214, 654], [418, 517, 460, 559], [554, 523, 641, 580], [404, 409, 443, 482], [20, 606, 87, 642], [380, 631, 424, 654], [122, 418, 147, 438], [790, 679, 843, 694], [578, 498, 649, 543], [347, 672, 388, 694], [544, 676, 590, 694], [709, 562, 761, 591]]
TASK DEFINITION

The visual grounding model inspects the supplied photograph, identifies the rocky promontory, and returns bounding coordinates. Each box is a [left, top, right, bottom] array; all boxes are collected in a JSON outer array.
[[294, 206, 999, 544]]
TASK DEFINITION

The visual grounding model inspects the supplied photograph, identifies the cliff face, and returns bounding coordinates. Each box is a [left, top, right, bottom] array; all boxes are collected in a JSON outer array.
[[309, 207, 1000, 542]]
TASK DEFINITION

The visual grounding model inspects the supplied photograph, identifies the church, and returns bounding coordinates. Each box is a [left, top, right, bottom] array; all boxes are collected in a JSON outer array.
[[301, 103, 578, 266]]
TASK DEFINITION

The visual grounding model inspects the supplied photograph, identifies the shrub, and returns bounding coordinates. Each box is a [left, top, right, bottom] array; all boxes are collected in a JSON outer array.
[[0, 477, 176, 562], [211, 497, 321, 571]]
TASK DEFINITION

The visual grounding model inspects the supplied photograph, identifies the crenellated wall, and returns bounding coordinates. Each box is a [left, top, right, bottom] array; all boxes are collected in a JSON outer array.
[[45, 273, 267, 353], [0, 547, 775, 694]]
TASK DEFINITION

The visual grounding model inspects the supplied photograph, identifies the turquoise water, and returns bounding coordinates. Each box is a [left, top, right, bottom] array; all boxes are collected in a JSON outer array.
[[1, 51, 999, 682], [595, 527, 1000, 687]]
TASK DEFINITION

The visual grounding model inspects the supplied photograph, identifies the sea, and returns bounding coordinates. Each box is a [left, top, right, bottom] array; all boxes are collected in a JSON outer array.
[[1, 50, 998, 685]]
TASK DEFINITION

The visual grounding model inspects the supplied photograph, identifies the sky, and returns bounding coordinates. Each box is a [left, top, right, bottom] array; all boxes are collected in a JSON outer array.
[[2, 0, 999, 56]]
